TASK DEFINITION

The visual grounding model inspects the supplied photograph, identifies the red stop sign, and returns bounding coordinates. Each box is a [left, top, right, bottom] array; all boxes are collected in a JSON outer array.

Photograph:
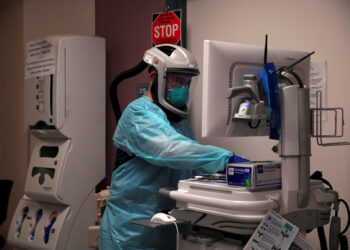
[[152, 11, 181, 46]]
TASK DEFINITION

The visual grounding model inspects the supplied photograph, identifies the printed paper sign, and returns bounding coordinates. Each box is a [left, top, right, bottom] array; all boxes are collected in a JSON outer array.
[[244, 210, 299, 250], [310, 61, 327, 121], [310, 61, 326, 108], [25, 39, 56, 79], [289, 232, 317, 250]]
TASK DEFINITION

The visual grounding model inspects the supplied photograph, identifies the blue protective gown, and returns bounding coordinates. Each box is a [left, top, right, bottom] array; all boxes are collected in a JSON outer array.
[[99, 96, 232, 250]]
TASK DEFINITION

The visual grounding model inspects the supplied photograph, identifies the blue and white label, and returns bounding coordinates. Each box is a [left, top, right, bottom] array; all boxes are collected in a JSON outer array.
[[226, 166, 252, 186], [228, 168, 234, 175], [227, 161, 281, 188]]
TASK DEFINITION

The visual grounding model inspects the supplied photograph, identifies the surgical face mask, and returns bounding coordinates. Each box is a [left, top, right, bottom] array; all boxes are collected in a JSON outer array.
[[167, 86, 189, 108]]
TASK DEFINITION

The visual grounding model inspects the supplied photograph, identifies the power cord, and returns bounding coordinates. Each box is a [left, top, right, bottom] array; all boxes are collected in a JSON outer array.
[[317, 226, 328, 250], [278, 67, 304, 88], [338, 199, 350, 236], [171, 221, 179, 250], [337, 199, 350, 250], [310, 171, 333, 189]]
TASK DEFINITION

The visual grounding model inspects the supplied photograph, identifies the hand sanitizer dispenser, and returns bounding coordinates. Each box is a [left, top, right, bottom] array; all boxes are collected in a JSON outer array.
[[7, 35, 106, 250]]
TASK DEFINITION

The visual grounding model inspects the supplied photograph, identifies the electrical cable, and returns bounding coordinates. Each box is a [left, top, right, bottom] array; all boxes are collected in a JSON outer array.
[[280, 75, 295, 86], [338, 199, 350, 236], [317, 226, 328, 250], [248, 119, 261, 129], [288, 70, 304, 88], [310, 171, 333, 190], [171, 221, 179, 250], [276, 51, 315, 89], [193, 213, 207, 225], [278, 67, 304, 88], [337, 198, 349, 250], [339, 235, 348, 250]]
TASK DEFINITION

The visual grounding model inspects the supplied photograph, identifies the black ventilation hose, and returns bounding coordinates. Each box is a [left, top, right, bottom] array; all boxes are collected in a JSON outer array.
[[110, 60, 148, 123], [317, 226, 328, 250]]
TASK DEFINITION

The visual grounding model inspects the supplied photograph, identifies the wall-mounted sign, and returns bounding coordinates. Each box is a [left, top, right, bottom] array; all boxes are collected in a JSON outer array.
[[25, 39, 56, 79], [152, 10, 181, 46]]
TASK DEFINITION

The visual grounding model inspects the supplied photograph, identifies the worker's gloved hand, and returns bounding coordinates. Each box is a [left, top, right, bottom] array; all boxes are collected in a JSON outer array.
[[228, 154, 250, 164], [217, 154, 249, 174]]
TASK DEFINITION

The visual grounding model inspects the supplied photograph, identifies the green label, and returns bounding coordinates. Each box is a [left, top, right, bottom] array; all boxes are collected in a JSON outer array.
[[245, 178, 252, 187], [284, 223, 294, 231]]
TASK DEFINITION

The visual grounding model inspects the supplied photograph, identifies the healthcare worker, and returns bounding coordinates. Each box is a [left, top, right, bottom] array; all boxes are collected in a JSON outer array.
[[99, 44, 243, 250]]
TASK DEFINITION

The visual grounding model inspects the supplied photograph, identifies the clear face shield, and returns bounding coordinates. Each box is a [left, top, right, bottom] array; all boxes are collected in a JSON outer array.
[[162, 69, 199, 114]]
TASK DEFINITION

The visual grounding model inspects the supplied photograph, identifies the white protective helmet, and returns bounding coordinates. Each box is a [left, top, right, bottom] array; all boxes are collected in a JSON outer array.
[[143, 44, 200, 118]]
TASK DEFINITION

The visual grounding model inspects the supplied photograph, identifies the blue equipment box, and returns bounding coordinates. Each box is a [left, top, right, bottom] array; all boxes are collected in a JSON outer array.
[[226, 161, 281, 189]]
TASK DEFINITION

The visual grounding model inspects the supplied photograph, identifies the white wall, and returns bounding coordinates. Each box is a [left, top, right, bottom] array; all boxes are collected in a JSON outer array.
[[0, 1, 95, 249], [23, 0, 95, 42], [187, 0, 350, 245]]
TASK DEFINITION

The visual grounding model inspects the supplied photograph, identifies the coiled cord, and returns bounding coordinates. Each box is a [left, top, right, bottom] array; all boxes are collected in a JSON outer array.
[[317, 226, 328, 250], [340, 235, 348, 250], [338, 199, 349, 250]]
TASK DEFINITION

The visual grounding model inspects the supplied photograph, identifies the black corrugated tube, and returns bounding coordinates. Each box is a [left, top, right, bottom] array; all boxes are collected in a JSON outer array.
[[110, 60, 148, 123]]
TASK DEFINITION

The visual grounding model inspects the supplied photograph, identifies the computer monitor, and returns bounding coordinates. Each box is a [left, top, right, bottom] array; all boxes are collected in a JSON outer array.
[[202, 40, 310, 138]]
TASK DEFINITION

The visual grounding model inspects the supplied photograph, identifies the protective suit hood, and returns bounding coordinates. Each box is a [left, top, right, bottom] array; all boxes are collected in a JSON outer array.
[[143, 44, 200, 118]]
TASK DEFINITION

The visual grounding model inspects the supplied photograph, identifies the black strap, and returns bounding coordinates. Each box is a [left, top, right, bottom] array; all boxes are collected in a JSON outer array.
[[113, 148, 135, 171]]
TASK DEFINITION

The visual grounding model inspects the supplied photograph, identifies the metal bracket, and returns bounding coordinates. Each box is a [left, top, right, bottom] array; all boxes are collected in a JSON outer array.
[[311, 91, 350, 146]]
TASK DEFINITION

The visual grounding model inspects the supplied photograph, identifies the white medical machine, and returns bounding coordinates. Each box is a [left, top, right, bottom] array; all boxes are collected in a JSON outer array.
[[7, 36, 106, 250], [160, 40, 347, 248]]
